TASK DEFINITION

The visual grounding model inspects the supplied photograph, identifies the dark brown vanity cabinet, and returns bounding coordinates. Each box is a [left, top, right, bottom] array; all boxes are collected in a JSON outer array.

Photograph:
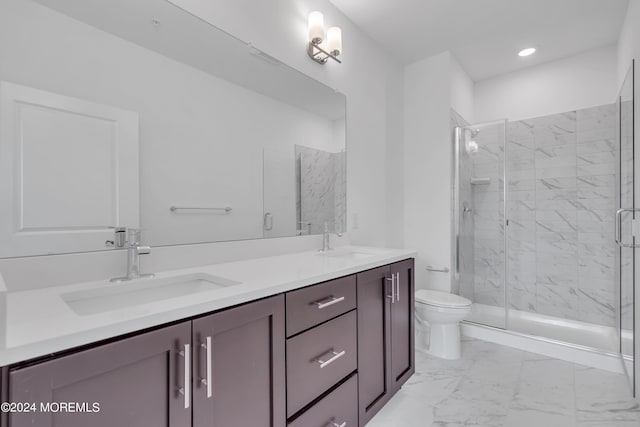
[[357, 259, 415, 426], [1, 258, 414, 427], [192, 295, 285, 427], [390, 259, 416, 390], [6, 295, 285, 427], [285, 275, 358, 425], [8, 321, 193, 427]]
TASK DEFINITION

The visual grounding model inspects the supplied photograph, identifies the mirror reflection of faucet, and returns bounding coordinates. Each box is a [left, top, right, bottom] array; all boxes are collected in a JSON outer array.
[[109, 228, 155, 282], [462, 203, 473, 215]]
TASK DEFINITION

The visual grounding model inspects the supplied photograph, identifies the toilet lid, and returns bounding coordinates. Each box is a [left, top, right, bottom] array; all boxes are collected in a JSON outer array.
[[415, 290, 471, 308]]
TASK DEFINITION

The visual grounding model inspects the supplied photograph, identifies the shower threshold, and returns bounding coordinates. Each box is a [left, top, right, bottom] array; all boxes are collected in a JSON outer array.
[[467, 303, 628, 354]]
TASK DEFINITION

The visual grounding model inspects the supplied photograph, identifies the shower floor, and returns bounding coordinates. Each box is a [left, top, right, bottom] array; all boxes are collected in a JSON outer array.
[[468, 303, 629, 354]]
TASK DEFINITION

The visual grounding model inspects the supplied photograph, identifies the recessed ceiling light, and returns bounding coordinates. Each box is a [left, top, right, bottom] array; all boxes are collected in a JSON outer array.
[[518, 48, 536, 57]]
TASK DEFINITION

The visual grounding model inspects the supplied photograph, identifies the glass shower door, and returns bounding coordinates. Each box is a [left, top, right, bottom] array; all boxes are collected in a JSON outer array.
[[454, 120, 507, 329]]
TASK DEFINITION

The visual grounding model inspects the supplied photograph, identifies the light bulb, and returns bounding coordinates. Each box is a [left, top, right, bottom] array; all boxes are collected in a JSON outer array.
[[308, 11, 324, 44], [327, 27, 342, 56]]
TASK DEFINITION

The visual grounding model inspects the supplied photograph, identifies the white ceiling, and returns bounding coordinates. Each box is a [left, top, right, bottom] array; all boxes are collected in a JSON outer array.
[[328, 0, 630, 81]]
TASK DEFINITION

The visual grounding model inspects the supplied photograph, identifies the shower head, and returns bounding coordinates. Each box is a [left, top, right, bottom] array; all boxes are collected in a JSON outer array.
[[461, 127, 480, 154], [464, 127, 480, 138]]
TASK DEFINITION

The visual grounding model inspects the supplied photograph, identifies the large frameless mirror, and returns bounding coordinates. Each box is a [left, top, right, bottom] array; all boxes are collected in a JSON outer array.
[[0, 0, 346, 258]]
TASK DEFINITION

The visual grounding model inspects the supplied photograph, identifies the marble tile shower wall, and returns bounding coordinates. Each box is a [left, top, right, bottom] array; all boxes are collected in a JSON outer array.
[[471, 124, 506, 309], [503, 104, 618, 326]]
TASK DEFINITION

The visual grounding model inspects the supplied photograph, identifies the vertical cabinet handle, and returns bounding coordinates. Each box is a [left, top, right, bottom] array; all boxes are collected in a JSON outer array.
[[178, 343, 191, 409], [395, 272, 400, 303], [386, 275, 395, 303], [200, 336, 213, 398]]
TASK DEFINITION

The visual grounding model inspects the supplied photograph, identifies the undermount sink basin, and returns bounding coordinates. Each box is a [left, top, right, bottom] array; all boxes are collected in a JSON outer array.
[[62, 273, 241, 316], [320, 248, 383, 260]]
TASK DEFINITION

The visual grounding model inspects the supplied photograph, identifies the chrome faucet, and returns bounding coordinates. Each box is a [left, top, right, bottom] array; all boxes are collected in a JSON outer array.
[[319, 221, 342, 252], [110, 228, 154, 282]]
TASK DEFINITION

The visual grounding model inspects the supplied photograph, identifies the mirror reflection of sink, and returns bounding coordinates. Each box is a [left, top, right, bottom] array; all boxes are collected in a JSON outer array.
[[320, 248, 385, 260], [62, 273, 241, 316]]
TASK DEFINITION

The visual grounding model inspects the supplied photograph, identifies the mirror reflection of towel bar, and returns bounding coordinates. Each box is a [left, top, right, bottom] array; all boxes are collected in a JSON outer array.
[[426, 266, 450, 273], [170, 206, 232, 213]]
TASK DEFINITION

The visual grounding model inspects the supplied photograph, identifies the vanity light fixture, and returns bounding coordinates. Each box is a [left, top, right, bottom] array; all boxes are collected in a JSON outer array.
[[518, 47, 536, 57], [307, 11, 342, 64]]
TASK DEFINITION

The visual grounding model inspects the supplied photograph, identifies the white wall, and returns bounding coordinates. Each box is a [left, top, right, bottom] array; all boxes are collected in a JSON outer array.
[[404, 51, 468, 292], [475, 45, 618, 122], [617, 0, 640, 401], [450, 54, 475, 123], [0, 0, 405, 291], [617, 0, 638, 86]]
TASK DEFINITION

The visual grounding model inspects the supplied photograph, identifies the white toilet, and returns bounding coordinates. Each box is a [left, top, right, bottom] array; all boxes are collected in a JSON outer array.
[[415, 289, 472, 360]]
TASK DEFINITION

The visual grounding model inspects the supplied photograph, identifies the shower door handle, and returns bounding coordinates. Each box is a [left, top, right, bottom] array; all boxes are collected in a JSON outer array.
[[615, 208, 640, 248]]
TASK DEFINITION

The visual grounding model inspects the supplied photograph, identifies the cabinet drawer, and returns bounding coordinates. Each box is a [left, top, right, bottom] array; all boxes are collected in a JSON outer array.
[[288, 374, 358, 427], [286, 274, 356, 337], [286, 310, 357, 417]]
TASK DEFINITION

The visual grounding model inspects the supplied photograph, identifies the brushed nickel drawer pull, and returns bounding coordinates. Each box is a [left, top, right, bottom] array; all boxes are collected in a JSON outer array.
[[386, 275, 395, 302], [328, 420, 347, 427], [200, 336, 213, 398], [178, 343, 191, 409], [317, 349, 346, 368], [313, 295, 345, 309]]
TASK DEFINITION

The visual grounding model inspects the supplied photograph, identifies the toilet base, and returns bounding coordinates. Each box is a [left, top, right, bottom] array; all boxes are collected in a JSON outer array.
[[427, 322, 462, 360]]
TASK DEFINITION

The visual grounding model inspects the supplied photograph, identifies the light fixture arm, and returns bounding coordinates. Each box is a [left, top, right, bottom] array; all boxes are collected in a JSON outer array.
[[307, 40, 342, 64]]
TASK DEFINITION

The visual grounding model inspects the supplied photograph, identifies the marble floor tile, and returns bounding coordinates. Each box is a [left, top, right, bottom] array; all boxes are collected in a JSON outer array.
[[368, 339, 638, 427]]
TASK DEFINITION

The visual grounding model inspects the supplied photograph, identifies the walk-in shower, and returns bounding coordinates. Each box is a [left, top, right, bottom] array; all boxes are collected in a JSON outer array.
[[451, 60, 635, 392]]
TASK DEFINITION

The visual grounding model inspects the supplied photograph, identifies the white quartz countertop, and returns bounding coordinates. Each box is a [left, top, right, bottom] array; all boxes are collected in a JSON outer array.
[[0, 246, 415, 366]]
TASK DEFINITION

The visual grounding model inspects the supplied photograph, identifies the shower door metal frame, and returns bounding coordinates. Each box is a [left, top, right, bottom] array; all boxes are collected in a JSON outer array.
[[452, 126, 462, 294], [616, 59, 636, 396]]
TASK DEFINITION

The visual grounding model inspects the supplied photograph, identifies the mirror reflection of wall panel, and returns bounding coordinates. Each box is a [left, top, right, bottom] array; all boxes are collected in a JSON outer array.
[[296, 145, 346, 235], [0, 82, 139, 257]]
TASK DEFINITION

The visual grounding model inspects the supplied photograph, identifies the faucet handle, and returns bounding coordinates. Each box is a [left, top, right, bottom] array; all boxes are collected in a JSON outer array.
[[136, 245, 151, 255], [105, 227, 127, 248], [127, 228, 142, 245]]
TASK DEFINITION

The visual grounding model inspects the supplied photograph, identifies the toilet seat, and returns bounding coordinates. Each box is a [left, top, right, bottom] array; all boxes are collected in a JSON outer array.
[[415, 290, 471, 309]]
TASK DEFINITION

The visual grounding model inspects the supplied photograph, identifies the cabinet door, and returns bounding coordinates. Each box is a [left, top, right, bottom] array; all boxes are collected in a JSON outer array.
[[1, 366, 6, 427], [8, 322, 191, 427], [357, 265, 392, 426], [390, 259, 415, 392], [192, 295, 285, 427]]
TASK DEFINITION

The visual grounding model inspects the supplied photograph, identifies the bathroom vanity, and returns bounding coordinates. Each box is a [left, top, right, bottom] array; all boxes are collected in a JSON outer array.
[[0, 248, 415, 427]]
